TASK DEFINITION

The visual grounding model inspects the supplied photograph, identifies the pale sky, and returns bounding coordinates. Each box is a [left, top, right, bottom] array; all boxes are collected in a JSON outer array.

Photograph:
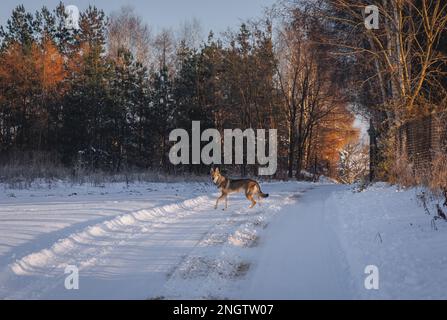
[[0, 0, 277, 36]]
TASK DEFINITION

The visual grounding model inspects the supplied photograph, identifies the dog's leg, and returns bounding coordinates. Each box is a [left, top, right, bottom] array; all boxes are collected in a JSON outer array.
[[246, 193, 257, 209], [215, 193, 225, 210], [257, 194, 262, 206], [215, 195, 220, 210]]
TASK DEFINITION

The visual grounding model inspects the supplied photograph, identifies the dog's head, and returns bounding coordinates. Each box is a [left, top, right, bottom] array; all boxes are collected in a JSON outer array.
[[210, 167, 222, 184]]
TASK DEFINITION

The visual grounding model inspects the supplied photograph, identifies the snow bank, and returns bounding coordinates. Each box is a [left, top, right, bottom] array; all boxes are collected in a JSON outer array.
[[328, 184, 447, 299], [11, 195, 210, 277]]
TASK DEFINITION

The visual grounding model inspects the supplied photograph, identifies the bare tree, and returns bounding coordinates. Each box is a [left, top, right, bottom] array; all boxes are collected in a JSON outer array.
[[108, 6, 152, 65], [153, 28, 176, 71], [176, 18, 204, 50], [274, 7, 350, 178], [320, 0, 447, 120]]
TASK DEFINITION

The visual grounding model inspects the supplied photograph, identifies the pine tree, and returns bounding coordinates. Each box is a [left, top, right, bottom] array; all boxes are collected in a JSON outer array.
[[0, 6, 40, 150], [0, 5, 35, 50], [60, 6, 111, 169], [108, 48, 150, 171], [151, 65, 175, 169], [53, 2, 78, 57], [131, 59, 152, 168]]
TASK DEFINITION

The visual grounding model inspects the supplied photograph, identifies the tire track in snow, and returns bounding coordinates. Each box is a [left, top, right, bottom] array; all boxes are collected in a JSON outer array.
[[159, 192, 303, 299], [0, 195, 212, 299]]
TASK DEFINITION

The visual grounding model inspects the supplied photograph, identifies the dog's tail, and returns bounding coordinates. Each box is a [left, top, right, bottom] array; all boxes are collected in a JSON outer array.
[[256, 183, 269, 198], [259, 191, 269, 198]]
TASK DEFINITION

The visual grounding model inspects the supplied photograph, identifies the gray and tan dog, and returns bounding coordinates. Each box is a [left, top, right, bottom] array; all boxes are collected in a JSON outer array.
[[211, 167, 269, 210]]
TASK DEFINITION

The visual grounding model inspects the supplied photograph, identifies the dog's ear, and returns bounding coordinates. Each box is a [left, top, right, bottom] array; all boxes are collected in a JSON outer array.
[[215, 167, 220, 174]]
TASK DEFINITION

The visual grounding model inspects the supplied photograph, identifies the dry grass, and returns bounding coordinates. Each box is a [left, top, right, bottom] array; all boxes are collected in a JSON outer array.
[[387, 152, 418, 188], [0, 151, 209, 189], [427, 151, 447, 195], [386, 147, 447, 204]]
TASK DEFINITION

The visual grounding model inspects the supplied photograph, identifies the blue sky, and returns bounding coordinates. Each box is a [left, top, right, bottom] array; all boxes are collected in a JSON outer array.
[[0, 0, 277, 35]]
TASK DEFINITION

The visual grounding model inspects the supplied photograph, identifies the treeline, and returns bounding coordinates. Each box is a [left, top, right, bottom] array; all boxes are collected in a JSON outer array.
[[0, 2, 359, 180]]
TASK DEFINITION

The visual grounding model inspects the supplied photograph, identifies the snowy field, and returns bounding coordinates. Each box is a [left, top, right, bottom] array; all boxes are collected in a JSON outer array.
[[0, 180, 446, 299]]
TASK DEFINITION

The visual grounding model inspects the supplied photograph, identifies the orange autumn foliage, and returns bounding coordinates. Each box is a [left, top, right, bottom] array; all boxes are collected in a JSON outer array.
[[36, 38, 65, 93], [0, 39, 66, 148], [0, 39, 65, 98], [310, 105, 359, 177], [0, 42, 39, 102]]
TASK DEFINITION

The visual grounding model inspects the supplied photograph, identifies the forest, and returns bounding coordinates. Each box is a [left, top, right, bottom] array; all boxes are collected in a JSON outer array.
[[0, 1, 446, 186]]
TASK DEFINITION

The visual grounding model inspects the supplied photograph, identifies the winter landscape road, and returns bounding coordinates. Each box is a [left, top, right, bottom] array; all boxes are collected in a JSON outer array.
[[0, 181, 446, 299]]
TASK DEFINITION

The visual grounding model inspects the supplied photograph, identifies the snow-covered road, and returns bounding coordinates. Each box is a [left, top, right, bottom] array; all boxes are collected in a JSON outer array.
[[0, 182, 350, 299], [242, 185, 354, 299], [0, 181, 446, 299]]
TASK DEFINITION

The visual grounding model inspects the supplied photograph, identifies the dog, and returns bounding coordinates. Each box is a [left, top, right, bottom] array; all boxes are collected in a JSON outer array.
[[210, 167, 269, 210]]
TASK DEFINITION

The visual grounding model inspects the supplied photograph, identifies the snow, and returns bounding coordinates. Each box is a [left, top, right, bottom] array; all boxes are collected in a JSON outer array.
[[240, 185, 354, 300], [0, 180, 446, 299], [327, 183, 447, 299]]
